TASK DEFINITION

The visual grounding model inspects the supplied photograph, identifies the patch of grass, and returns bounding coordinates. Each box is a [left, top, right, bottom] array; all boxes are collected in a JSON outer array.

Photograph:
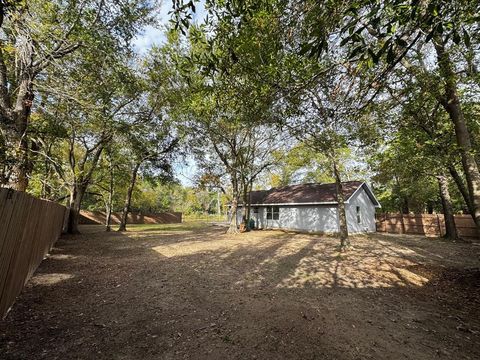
[[182, 214, 227, 222]]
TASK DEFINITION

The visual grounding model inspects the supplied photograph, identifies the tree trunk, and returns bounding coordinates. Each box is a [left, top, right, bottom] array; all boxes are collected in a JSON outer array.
[[11, 123, 30, 192], [118, 162, 141, 232], [11, 73, 34, 192], [448, 165, 477, 221], [434, 39, 480, 232], [105, 164, 114, 232], [227, 176, 240, 234], [246, 180, 253, 229], [228, 196, 240, 234], [401, 198, 409, 214], [437, 174, 459, 240], [105, 201, 113, 232], [399, 209, 406, 234], [333, 161, 349, 249], [241, 180, 249, 228], [67, 184, 86, 234], [426, 201, 434, 214]]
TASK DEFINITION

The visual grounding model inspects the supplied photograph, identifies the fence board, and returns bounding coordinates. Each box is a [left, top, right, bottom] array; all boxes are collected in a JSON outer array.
[[376, 213, 478, 239], [0, 188, 66, 318]]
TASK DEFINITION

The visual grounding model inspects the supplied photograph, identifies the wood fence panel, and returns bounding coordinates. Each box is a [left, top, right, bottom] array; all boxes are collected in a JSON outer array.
[[376, 213, 478, 239], [4, 198, 42, 316], [0, 192, 30, 307], [0, 195, 34, 317], [79, 210, 183, 225], [0, 188, 66, 318]]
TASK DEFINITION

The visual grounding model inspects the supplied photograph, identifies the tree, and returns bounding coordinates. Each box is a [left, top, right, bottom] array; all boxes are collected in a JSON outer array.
[[161, 1, 291, 233], [303, 0, 480, 231], [117, 107, 178, 232], [0, 0, 153, 191], [33, 38, 144, 233], [283, 57, 374, 249]]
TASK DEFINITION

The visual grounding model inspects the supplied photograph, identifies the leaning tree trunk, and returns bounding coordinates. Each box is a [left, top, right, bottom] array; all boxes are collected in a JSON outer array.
[[448, 165, 477, 225], [434, 39, 480, 232], [118, 162, 141, 232], [333, 160, 349, 249], [437, 174, 459, 240], [67, 183, 86, 234]]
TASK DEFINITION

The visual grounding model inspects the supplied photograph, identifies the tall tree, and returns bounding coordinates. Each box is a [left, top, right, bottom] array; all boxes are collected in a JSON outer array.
[[0, 0, 153, 191], [34, 40, 143, 233], [117, 107, 178, 232], [303, 0, 480, 230]]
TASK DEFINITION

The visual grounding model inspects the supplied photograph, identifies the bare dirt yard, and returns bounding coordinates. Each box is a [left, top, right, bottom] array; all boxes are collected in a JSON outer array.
[[1, 223, 480, 360]]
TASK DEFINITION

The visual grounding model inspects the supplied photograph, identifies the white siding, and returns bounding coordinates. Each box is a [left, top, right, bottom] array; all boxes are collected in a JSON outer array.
[[345, 187, 377, 233], [276, 206, 340, 233], [239, 205, 339, 233]]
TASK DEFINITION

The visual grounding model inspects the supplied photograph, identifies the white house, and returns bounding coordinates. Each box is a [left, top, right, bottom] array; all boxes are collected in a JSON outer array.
[[236, 181, 381, 234]]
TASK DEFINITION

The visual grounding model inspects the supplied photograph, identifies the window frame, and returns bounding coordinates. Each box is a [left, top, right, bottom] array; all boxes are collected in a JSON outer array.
[[266, 206, 280, 220]]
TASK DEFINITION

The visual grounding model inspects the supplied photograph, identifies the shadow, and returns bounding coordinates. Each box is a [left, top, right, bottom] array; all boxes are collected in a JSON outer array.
[[1, 226, 479, 360]]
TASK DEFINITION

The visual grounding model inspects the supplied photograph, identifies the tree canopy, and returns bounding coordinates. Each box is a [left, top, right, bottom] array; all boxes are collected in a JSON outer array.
[[0, 0, 478, 242]]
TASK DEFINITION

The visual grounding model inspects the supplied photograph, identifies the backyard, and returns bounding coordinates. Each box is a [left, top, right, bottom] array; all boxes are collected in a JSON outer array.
[[1, 223, 479, 359]]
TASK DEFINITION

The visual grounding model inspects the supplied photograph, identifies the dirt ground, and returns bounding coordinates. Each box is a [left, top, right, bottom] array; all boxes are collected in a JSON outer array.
[[1, 223, 480, 360]]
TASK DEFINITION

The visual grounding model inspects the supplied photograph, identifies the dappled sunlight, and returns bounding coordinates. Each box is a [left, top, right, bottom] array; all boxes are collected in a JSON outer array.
[[227, 233, 432, 290], [48, 254, 78, 260], [276, 239, 430, 289], [234, 236, 314, 287], [30, 273, 74, 286], [122, 225, 435, 289], [151, 231, 280, 258]]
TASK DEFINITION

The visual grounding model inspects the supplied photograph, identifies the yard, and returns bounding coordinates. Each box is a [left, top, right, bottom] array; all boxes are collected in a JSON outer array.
[[1, 223, 479, 359]]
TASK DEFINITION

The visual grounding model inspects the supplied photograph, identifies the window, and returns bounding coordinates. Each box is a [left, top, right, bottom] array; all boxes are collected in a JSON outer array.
[[356, 206, 361, 224], [266, 206, 279, 220], [253, 207, 259, 214]]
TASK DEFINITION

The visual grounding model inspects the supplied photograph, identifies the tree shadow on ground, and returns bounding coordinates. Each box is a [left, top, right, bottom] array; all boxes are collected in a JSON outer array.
[[1, 225, 479, 360]]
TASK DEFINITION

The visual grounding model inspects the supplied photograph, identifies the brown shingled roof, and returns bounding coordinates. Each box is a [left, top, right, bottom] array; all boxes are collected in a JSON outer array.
[[248, 181, 365, 205]]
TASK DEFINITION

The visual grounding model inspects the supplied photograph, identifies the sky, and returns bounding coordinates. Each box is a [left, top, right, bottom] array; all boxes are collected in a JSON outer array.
[[133, 1, 207, 54], [132, 1, 207, 186]]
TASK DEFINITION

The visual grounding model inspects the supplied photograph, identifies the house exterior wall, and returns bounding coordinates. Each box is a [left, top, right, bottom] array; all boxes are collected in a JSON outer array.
[[237, 205, 340, 233], [345, 187, 377, 233], [236, 187, 377, 234]]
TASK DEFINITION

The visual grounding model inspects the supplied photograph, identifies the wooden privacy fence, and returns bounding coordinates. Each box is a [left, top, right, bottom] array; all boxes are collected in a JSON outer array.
[[376, 213, 478, 239], [0, 188, 66, 318], [79, 210, 182, 225]]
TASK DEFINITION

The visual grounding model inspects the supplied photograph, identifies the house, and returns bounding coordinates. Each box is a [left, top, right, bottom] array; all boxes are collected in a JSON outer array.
[[236, 181, 381, 234]]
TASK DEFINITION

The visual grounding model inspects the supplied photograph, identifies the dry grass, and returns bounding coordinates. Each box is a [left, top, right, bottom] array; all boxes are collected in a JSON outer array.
[[1, 223, 479, 359]]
